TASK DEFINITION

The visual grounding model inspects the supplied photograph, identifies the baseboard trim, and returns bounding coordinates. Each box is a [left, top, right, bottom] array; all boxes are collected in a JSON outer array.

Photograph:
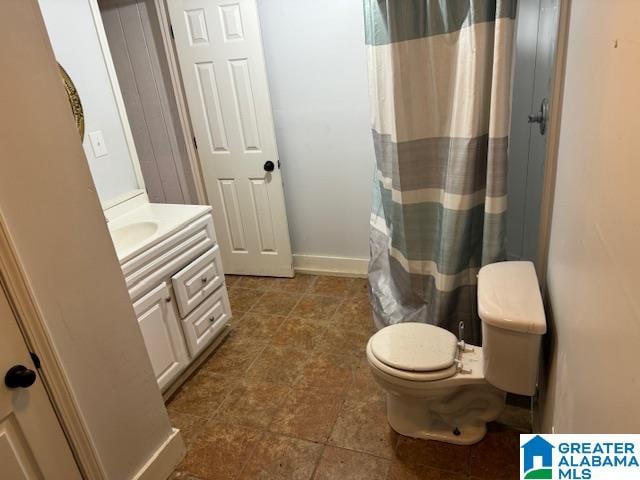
[[292, 254, 368, 278], [133, 428, 185, 480]]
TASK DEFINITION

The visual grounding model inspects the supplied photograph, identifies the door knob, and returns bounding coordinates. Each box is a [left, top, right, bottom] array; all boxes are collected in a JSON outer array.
[[263, 161, 275, 172], [5, 365, 37, 389], [527, 98, 549, 135]]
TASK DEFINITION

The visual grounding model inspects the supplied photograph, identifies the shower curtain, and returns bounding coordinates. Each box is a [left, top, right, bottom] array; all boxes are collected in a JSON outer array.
[[365, 0, 516, 344]]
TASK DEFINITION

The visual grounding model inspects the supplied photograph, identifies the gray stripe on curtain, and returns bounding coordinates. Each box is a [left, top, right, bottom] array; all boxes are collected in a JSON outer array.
[[369, 228, 481, 341], [374, 132, 508, 196], [373, 182, 506, 273], [364, 0, 517, 46]]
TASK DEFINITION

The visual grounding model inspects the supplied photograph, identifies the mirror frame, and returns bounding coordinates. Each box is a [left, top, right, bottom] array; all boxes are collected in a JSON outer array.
[[88, 0, 147, 213]]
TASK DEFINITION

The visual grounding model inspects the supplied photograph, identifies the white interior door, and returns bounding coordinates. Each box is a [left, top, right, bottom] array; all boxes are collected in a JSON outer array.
[[168, 0, 293, 277], [0, 288, 82, 480]]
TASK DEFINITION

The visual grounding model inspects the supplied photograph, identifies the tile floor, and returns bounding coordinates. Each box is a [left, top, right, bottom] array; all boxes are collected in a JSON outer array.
[[169, 274, 528, 480]]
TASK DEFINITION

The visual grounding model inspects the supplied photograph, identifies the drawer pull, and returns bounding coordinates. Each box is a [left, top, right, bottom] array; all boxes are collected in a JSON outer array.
[[209, 316, 215, 322], [201, 277, 208, 283], [165, 297, 172, 303]]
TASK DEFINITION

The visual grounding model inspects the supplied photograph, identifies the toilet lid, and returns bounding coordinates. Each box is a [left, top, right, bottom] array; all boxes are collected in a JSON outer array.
[[369, 323, 458, 372]]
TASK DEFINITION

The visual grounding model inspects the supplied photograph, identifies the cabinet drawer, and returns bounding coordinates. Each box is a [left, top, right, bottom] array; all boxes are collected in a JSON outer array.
[[172, 246, 224, 317], [181, 287, 231, 357], [123, 214, 216, 301]]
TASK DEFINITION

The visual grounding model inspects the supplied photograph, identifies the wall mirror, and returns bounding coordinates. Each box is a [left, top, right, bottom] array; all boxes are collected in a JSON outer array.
[[39, 0, 146, 211]]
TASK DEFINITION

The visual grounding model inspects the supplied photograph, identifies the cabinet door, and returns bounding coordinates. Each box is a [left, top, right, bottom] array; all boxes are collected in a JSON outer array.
[[134, 282, 189, 390]]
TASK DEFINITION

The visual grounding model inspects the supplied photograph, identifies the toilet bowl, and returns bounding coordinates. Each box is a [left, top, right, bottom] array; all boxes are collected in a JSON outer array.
[[366, 261, 546, 445]]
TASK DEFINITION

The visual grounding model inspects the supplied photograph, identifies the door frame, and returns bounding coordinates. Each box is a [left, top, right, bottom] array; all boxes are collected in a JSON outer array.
[[149, 0, 209, 205], [89, 0, 208, 208], [534, 0, 572, 292], [0, 216, 109, 479]]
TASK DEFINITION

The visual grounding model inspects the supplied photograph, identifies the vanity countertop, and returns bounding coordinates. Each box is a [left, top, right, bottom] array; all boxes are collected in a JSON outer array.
[[108, 203, 212, 263]]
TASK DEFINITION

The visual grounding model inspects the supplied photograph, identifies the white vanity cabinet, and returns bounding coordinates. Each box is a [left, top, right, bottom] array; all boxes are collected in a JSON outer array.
[[111, 205, 232, 393], [133, 282, 189, 391]]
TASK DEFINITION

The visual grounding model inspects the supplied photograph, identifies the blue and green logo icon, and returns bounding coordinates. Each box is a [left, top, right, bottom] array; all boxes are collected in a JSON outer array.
[[522, 435, 555, 479]]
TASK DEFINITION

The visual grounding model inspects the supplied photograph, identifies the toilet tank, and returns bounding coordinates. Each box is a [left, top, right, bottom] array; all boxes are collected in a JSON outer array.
[[477, 261, 546, 396]]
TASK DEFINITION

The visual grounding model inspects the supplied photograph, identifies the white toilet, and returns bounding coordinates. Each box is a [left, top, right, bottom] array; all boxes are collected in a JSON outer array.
[[366, 261, 546, 445]]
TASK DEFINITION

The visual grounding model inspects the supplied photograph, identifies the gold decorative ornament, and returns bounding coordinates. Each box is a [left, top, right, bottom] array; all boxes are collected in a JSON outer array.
[[58, 63, 85, 139]]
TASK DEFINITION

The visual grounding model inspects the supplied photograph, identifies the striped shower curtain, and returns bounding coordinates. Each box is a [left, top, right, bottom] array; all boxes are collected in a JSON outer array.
[[365, 0, 516, 344]]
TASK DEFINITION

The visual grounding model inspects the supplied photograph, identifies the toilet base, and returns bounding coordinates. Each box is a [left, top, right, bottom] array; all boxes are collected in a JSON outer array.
[[385, 385, 505, 445]]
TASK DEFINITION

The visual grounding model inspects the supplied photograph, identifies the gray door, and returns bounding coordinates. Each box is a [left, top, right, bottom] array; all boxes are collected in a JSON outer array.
[[506, 0, 560, 261]]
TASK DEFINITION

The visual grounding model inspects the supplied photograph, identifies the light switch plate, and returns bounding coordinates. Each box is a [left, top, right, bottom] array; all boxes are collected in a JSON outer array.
[[88, 131, 108, 158]]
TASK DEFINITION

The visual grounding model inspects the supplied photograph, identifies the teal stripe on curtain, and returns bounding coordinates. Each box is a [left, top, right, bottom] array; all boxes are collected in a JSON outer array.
[[364, 0, 517, 46]]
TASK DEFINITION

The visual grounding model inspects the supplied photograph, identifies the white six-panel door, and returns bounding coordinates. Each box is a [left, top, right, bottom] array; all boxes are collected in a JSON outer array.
[[168, 0, 293, 277], [0, 288, 82, 480]]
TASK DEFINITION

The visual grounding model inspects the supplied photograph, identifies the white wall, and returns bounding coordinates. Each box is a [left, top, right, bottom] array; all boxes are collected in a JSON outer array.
[[0, 3, 177, 478], [38, 0, 141, 206], [541, 0, 640, 433], [258, 0, 374, 264]]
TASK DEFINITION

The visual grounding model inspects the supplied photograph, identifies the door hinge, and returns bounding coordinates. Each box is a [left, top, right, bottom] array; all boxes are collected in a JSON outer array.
[[169, 24, 175, 40], [30, 352, 41, 369], [192, 136, 198, 150]]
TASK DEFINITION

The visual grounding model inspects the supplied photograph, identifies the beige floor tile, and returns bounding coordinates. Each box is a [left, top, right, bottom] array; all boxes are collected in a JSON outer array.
[[228, 287, 265, 313], [251, 292, 302, 316], [331, 311, 375, 337], [313, 446, 390, 480], [294, 352, 357, 395], [347, 278, 369, 298], [201, 336, 265, 377], [332, 296, 372, 322], [349, 360, 384, 400], [180, 421, 263, 480], [234, 275, 277, 291], [238, 432, 323, 480], [270, 274, 317, 293], [270, 387, 344, 442], [290, 295, 340, 321], [308, 276, 355, 297], [218, 379, 290, 429], [232, 313, 287, 343], [328, 395, 398, 459], [314, 326, 370, 357], [272, 317, 327, 350], [394, 436, 470, 474], [168, 371, 237, 419], [168, 411, 206, 447], [245, 345, 310, 386], [224, 275, 239, 288], [170, 275, 522, 479], [387, 463, 467, 480], [468, 427, 520, 479]]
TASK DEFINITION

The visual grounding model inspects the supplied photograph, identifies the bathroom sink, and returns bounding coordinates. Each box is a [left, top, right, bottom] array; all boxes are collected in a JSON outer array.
[[106, 203, 212, 263], [110, 221, 159, 252]]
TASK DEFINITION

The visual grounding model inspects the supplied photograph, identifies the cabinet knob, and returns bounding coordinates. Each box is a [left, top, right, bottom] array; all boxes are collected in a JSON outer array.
[[201, 277, 208, 283], [165, 297, 171, 303], [209, 316, 215, 322]]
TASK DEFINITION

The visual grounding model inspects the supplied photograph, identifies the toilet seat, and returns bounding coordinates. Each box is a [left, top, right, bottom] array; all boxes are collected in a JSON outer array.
[[367, 323, 460, 382]]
